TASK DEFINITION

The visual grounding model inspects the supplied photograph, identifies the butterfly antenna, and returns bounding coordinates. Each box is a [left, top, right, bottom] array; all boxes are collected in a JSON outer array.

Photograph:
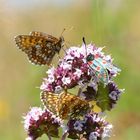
[[67, 26, 74, 32], [60, 26, 74, 37], [61, 26, 74, 49], [63, 26, 74, 34], [60, 28, 66, 36]]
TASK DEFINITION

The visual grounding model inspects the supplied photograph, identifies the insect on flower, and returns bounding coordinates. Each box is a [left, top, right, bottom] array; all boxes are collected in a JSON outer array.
[[83, 37, 109, 84], [86, 53, 109, 84], [83, 37, 120, 85], [40, 90, 91, 119], [14, 31, 64, 65]]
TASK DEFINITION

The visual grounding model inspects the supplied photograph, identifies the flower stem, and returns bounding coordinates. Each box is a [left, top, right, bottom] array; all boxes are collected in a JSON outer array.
[[78, 87, 83, 96], [61, 132, 68, 140], [47, 134, 52, 140]]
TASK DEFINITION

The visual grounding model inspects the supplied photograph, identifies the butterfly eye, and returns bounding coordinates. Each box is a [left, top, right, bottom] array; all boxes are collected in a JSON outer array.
[[86, 54, 94, 61]]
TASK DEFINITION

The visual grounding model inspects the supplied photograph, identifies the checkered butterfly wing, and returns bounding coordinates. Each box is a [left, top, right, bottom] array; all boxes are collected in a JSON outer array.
[[15, 31, 64, 65], [29, 31, 58, 40], [41, 91, 91, 119], [29, 31, 48, 37], [40, 91, 60, 115], [58, 92, 91, 119]]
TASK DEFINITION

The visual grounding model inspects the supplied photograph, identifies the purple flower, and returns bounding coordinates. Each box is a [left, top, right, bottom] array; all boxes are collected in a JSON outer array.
[[89, 132, 99, 140], [80, 81, 124, 111], [23, 107, 62, 140], [20, 39, 124, 140], [74, 120, 84, 131], [40, 43, 121, 93], [67, 113, 113, 140], [108, 82, 124, 108], [67, 119, 85, 139]]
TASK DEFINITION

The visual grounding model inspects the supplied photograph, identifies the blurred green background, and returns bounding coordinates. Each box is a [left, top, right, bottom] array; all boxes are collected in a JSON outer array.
[[0, 0, 140, 139]]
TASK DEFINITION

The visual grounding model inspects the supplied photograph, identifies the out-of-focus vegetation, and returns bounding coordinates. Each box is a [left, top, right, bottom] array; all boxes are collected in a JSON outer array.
[[0, 0, 140, 139]]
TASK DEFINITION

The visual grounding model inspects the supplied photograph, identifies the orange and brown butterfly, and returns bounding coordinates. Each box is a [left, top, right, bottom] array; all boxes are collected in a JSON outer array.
[[40, 91, 91, 119], [14, 31, 64, 65]]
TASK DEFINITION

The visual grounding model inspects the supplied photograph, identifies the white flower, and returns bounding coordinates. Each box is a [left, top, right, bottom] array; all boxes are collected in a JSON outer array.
[[62, 77, 71, 85], [89, 132, 99, 140], [47, 75, 55, 83], [23, 115, 31, 131], [23, 107, 43, 130], [29, 107, 43, 120], [40, 81, 48, 90], [46, 67, 55, 75], [74, 69, 83, 78], [109, 91, 118, 100], [67, 47, 81, 58], [25, 137, 32, 140], [55, 86, 63, 93], [102, 124, 113, 139], [86, 44, 95, 55], [104, 55, 112, 62], [64, 54, 74, 61], [96, 47, 105, 57], [46, 67, 55, 83], [60, 62, 72, 69]]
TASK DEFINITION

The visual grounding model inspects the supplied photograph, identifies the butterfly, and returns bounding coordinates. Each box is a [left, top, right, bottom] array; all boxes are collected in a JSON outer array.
[[40, 91, 91, 119], [14, 31, 64, 65]]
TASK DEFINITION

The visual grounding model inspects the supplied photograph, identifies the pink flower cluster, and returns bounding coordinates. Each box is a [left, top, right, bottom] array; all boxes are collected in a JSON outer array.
[[23, 107, 62, 140], [40, 43, 120, 93], [22, 42, 123, 140]]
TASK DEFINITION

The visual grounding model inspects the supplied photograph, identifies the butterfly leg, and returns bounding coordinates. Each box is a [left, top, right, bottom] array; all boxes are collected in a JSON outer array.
[[64, 42, 69, 50], [56, 53, 61, 60], [62, 45, 67, 54]]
